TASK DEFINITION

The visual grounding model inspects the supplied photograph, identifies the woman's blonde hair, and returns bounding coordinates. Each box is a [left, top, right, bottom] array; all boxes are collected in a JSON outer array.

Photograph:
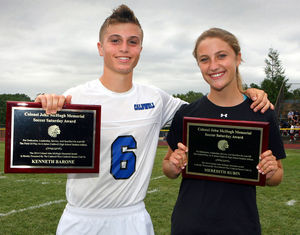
[[193, 28, 244, 92]]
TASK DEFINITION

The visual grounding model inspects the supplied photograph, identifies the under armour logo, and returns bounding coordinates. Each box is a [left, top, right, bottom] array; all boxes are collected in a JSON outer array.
[[220, 113, 228, 118]]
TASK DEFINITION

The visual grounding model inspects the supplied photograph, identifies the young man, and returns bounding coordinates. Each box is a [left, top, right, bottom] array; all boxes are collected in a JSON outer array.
[[35, 5, 272, 235]]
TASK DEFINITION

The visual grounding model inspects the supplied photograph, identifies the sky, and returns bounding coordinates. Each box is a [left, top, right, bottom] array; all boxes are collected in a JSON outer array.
[[1, 0, 300, 100]]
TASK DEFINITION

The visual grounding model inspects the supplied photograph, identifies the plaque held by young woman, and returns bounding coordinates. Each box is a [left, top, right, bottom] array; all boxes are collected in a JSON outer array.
[[183, 117, 269, 186], [5, 101, 101, 173]]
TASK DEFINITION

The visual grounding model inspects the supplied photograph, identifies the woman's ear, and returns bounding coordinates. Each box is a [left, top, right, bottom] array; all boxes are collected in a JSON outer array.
[[236, 52, 242, 66]]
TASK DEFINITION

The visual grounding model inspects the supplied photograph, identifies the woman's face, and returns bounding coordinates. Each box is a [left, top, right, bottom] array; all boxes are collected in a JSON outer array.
[[196, 37, 241, 92]]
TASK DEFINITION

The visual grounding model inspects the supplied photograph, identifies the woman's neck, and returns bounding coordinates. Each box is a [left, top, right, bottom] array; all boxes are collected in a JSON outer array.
[[207, 87, 244, 107]]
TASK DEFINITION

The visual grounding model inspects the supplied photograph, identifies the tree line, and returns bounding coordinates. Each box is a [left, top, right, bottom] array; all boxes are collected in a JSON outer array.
[[1, 48, 299, 126], [0, 94, 32, 126]]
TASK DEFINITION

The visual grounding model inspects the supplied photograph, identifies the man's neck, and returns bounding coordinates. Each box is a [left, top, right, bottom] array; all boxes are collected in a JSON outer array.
[[99, 70, 133, 93]]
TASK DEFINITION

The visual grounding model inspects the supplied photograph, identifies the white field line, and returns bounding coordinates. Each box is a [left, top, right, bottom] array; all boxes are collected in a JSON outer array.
[[15, 179, 65, 184], [147, 189, 159, 194], [147, 175, 164, 194], [0, 199, 66, 217], [151, 175, 165, 180], [286, 200, 297, 206], [0, 175, 165, 217]]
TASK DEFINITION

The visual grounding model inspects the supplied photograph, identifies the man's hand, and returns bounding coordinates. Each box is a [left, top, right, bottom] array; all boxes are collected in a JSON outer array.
[[244, 88, 274, 113], [35, 94, 72, 114]]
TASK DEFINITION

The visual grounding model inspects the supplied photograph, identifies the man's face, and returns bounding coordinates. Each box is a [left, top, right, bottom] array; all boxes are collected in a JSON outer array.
[[98, 23, 143, 75]]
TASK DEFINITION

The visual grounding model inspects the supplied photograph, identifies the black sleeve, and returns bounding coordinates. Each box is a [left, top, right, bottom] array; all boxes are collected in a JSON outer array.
[[267, 110, 286, 160]]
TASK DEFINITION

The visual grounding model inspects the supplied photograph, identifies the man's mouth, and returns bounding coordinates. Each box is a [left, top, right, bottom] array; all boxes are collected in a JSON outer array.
[[117, 57, 130, 62]]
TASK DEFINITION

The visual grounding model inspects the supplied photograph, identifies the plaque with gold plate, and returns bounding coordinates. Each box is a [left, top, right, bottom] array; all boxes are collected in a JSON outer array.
[[5, 101, 101, 173], [183, 117, 269, 186]]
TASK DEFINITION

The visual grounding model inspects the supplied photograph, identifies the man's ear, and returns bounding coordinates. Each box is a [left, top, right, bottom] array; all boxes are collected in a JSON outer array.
[[97, 42, 104, 56]]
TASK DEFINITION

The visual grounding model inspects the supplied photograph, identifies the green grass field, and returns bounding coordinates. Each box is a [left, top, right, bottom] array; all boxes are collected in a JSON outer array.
[[0, 142, 299, 235]]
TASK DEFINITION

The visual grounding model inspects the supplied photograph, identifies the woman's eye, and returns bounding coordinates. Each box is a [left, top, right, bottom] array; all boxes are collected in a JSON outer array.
[[218, 54, 227, 59], [199, 57, 208, 63]]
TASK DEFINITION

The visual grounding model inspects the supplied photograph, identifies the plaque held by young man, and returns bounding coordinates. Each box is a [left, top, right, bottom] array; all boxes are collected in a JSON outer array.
[[5, 101, 101, 173], [183, 117, 269, 186]]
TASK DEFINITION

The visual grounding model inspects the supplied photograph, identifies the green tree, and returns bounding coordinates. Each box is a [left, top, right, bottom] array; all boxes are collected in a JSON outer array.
[[291, 88, 300, 99], [261, 48, 291, 104], [249, 83, 260, 89], [173, 91, 204, 103], [0, 94, 32, 126]]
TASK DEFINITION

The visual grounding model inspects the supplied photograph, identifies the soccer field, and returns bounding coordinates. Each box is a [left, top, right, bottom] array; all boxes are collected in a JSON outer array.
[[0, 143, 299, 235]]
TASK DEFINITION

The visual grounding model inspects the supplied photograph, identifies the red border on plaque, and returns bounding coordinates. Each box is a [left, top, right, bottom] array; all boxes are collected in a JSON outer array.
[[5, 101, 101, 173], [182, 117, 269, 186]]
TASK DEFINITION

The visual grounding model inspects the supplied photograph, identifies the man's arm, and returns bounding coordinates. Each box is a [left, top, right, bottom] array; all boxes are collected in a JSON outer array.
[[244, 88, 274, 113]]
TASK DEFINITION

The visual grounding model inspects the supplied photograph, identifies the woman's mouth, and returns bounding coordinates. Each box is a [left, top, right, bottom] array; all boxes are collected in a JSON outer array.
[[209, 72, 225, 79]]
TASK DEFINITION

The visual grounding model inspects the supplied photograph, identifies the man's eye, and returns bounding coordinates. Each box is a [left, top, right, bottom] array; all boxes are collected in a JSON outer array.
[[129, 40, 138, 45], [111, 39, 120, 43]]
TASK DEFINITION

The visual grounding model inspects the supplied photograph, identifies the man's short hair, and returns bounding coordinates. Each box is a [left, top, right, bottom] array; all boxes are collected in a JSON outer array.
[[99, 4, 143, 42]]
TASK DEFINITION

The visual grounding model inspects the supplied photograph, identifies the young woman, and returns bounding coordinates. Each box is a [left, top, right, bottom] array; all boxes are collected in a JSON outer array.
[[163, 28, 286, 235]]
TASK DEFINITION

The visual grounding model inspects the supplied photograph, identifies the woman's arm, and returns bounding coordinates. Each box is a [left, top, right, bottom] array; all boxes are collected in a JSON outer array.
[[256, 150, 284, 186], [163, 143, 188, 179]]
